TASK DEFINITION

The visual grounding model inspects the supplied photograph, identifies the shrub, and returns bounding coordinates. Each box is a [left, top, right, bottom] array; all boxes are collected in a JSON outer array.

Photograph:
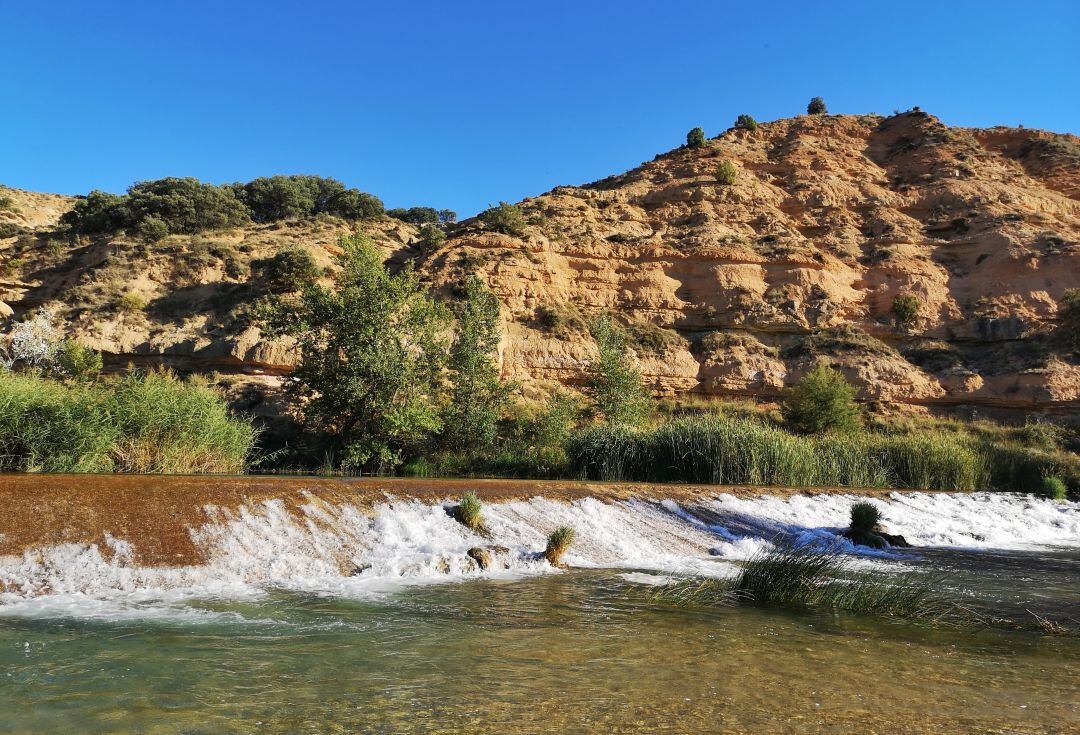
[[137, 215, 169, 243], [453, 492, 488, 534], [231, 175, 349, 222], [124, 177, 249, 234], [892, 294, 920, 329], [586, 314, 653, 426], [545, 526, 575, 566], [116, 292, 147, 314], [438, 209, 458, 224], [686, 127, 706, 148], [531, 391, 581, 448], [325, 188, 384, 219], [0, 369, 256, 473], [781, 363, 861, 434], [54, 340, 103, 381], [418, 223, 446, 250], [0, 194, 16, 211], [734, 114, 759, 131], [254, 246, 320, 293], [479, 202, 527, 236], [807, 97, 827, 115], [1059, 288, 1080, 351], [60, 190, 129, 234], [849, 501, 881, 536], [1042, 476, 1068, 500], [714, 160, 737, 185], [387, 206, 439, 225]]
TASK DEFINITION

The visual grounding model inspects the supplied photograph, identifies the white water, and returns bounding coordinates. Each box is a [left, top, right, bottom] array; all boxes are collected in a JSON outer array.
[[1, 491, 1077, 619]]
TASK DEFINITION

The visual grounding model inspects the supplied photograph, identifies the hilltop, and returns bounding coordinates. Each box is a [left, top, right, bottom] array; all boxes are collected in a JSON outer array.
[[2, 109, 1079, 421]]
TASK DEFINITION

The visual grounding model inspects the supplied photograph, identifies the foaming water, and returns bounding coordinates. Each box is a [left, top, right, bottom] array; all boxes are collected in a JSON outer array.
[[1, 491, 1078, 618]]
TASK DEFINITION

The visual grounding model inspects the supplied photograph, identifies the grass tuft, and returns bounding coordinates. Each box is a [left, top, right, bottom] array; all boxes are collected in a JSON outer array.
[[545, 525, 576, 566], [849, 501, 881, 536], [452, 492, 488, 535]]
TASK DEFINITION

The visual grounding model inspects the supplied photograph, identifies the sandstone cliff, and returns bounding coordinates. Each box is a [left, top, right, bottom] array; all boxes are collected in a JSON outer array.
[[2, 110, 1079, 419]]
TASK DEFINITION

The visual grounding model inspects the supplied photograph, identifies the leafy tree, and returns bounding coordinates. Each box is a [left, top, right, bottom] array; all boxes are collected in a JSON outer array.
[[232, 175, 346, 222], [137, 216, 169, 243], [479, 201, 527, 236], [254, 246, 320, 293], [686, 127, 707, 148], [530, 391, 581, 447], [124, 177, 249, 234], [438, 209, 458, 224], [781, 362, 861, 434], [326, 188, 384, 219], [259, 235, 449, 471], [891, 294, 920, 329], [441, 276, 510, 453], [387, 207, 439, 225], [586, 314, 653, 426], [807, 97, 828, 115], [734, 114, 759, 131], [418, 223, 446, 250], [60, 190, 129, 234], [714, 160, 737, 185]]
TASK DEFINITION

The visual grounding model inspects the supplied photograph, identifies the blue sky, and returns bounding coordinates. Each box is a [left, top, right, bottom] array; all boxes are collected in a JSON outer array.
[[2, 1, 1077, 217]]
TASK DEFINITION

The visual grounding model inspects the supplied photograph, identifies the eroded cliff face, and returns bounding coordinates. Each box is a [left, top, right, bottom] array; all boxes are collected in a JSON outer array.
[[420, 112, 1080, 417], [2, 110, 1079, 419]]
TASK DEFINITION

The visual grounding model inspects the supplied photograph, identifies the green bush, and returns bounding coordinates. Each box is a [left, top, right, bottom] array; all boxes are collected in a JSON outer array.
[[479, 202, 527, 236], [0, 370, 256, 473], [137, 215, 170, 243], [1042, 476, 1068, 500], [418, 223, 446, 249], [387, 206, 439, 225], [849, 502, 880, 535], [714, 160, 737, 185], [892, 294, 920, 329], [232, 175, 348, 222], [586, 314, 653, 426], [54, 340, 103, 381], [807, 97, 827, 115], [0, 194, 17, 211], [453, 491, 488, 534], [115, 292, 147, 314], [124, 177, 249, 234], [325, 188, 384, 219], [254, 246, 320, 293], [60, 190, 129, 234], [781, 363, 861, 434], [545, 526, 576, 566], [686, 127, 706, 148], [734, 114, 759, 131]]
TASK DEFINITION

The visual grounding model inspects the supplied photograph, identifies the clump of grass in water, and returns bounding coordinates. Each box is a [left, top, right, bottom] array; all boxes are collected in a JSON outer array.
[[452, 492, 488, 536], [656, 547, 951, 623], [545, 525, 576, 566], [849, 501, 881, 536]]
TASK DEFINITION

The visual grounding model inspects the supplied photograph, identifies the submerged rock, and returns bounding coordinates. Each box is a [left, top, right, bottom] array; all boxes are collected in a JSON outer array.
[[842, 528, 911, 549]]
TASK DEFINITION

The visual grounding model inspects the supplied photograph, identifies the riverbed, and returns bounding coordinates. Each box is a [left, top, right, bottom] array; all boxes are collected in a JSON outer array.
[[0, 476, 1077, 733]]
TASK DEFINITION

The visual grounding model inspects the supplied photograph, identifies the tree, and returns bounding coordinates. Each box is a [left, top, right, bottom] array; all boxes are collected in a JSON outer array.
[[418, 223, 446, 250], [124, 177, 249, 234], [232, 175, 347, 222], [781, 362, 861, 434], [734, 114, 759, 131], [326, 188, 384, 219], [442, 277, 510, 453], [807, 97, 828, 115], [479, 202, 527, 236], [438, 209, 458, 224], [586, 314, 653, 425], [714, 160, 737, 185], [891, 294, 920, 329], [686, 127, 706, 148], [60, 190, 129, 234], [259, 235, 449, 471], [254, 246, 320, 293]]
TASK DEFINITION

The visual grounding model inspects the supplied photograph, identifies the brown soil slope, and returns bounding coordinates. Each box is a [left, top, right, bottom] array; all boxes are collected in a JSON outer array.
[[2, 110, 1079, 419]]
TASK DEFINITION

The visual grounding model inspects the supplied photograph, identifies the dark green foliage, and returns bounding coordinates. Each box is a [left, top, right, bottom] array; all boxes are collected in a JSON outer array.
[[60, 190, 130, 234], [479, 202, 527, 236], [324, 188, 385, 220], [892, 294, 920, 329], [137, 215, 169, 243], [418, 223, 446, 249], [686, 127, 706, 148], [0, 194, 15, 211], [734, 114, 759, 131], [849, 501, 881, 535], [586, 314, 653, 426], [232, 175, 371, 222], [452, 491, 488, 534], [254, 246, 320, 293], [53, 340, 103, 381], [387, 206, 439, 225], [714, 160, 737, 185], [1059, 288, 1080, 351], [531, 392, 581, 448], [807, 97, 827, 115], [442, 277, 510, 453], [258, 235, 449, 471], [438, 209, 458, 224], [1042, 476, 1067, 500], [0, 370, 256, 473], [781, 363, 861, 434], [124, 178, 249, 234]]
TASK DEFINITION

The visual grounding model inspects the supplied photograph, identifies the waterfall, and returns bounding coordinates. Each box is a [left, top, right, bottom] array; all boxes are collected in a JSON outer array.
[[1, 491, 1077, 618]]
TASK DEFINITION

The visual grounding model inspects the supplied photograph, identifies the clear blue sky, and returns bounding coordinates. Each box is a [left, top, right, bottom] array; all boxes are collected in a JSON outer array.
[[2, 1, 1077, 217]]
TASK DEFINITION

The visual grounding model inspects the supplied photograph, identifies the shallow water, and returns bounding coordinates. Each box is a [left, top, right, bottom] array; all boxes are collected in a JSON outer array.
[[1, 488, 1078, 733]]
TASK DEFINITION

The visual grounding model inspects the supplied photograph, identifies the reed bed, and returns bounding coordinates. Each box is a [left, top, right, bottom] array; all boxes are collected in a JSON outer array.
[[0, 370, 257, 474]]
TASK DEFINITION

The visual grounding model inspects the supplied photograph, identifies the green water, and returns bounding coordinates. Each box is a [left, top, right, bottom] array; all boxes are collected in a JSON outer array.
[[2, 565, 1078, 734]]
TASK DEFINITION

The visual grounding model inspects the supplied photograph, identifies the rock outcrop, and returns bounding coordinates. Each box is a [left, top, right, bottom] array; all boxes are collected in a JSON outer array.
[[2, 110, 1079, 420]]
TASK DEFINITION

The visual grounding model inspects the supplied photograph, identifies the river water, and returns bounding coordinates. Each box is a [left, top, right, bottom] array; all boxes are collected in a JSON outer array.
[[1, 487, 1078, 733]]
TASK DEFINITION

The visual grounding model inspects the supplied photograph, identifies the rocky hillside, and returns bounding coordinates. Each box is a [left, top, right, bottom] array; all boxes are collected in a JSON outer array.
[[2, 110, 1079, 420]]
